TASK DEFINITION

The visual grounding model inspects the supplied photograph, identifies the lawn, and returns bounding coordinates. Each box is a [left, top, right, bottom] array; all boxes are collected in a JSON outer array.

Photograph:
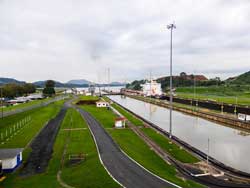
[[142, 128, 200, 163], [0, 100, 65, 148], [60, 108, 119, 188], [0, 100, 65, 188], [1, 107, 119, 188], [176, 86, 250, 105], [81, 104, 203, 188], [2, 97, 52, 112], [110, 102, 144, 126], [81, 105, 117, 128]]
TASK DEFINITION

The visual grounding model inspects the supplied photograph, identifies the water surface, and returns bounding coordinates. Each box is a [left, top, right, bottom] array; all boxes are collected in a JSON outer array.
[[109, 95, 250, 174]]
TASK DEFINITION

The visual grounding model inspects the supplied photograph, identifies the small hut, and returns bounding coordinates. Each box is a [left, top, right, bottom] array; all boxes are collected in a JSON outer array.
[[96, 101, 109, 108], [115, 117, 126, 128], [0, 148, 23, 172]]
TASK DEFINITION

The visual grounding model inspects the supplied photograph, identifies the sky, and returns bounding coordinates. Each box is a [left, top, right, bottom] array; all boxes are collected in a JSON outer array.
[[0, 0, 250, 83]]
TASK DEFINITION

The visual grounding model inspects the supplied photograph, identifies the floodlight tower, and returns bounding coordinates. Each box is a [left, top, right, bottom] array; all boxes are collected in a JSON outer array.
[[1, 87, 3, 120], [167, 23, 176, 139]]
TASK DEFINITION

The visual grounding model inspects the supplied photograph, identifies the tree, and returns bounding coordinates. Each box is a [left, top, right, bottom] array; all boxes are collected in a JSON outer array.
[[45, 80, 55, 88], [43, 80, 55, 97], [1, 83, 36, 98]]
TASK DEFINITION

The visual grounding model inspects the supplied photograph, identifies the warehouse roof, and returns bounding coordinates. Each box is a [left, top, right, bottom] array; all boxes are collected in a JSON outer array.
[[0, 148, 23, 159]]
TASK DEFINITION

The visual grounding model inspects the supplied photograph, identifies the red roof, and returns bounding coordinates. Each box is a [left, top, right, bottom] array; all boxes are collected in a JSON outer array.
[[115, 117, 126, 121]]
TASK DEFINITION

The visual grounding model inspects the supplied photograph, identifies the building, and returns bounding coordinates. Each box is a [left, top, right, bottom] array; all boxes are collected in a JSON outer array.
[[96, 101, 109, 108], [180, 72, 208, 81], [27, 94, 44, 100], [0, 148, 23, 172], [115, 117, 126, 128], [141, 79, 162, 97]]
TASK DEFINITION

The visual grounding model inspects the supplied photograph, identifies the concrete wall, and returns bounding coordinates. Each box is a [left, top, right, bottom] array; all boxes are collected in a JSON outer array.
[[129, 95, 250, 131]]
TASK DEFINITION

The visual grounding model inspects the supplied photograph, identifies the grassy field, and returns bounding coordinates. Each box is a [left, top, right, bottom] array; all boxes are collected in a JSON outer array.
[[0, 100, 65, 188], [2, 97, 52, 112], [110, 103, 143, 126], [176, 86, 250, 105], [142, 128, 199, 163], [0, 100, 65, 148], [81, 105, 117, 128], [108, 97, 199, 163], [1, 107, 119, 188], [81, 102, 203, 188], [60, 108, 119, 188]]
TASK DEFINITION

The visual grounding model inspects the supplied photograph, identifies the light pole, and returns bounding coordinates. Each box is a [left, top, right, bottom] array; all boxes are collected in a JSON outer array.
[[167, 23, 176, 139], [207, 138, 210, 171], [1, 87, 3, 120], [234, 96, 238, 117]]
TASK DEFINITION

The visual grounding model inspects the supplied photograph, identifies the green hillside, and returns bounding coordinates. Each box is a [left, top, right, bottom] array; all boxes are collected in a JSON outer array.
[[227, 71, 250, 85]]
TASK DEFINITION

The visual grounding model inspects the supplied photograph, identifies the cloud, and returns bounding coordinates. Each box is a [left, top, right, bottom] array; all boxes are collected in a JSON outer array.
[[0, 0, 250, 82]]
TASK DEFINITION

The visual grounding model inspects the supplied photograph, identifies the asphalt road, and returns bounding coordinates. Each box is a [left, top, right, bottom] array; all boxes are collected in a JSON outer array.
[[78, 108, 178, 188]]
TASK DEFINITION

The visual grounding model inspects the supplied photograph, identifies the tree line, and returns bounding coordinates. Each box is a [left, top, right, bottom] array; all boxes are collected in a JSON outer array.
[[0, 83, 36, 98]]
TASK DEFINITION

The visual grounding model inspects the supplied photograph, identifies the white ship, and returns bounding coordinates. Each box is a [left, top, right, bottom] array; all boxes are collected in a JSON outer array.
[[141, 79, 162, 97]]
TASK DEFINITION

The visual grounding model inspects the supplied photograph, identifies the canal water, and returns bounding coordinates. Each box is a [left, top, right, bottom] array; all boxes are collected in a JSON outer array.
[[109, 95, 250, 174]]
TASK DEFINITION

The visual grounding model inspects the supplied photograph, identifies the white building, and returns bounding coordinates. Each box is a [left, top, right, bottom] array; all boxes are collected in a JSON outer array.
[[0, 148, 23, 172], [141, 79, 162, 97], [96, 101, 109, 108], [27, 94, 44, 100], [115, 117, 126, 128]]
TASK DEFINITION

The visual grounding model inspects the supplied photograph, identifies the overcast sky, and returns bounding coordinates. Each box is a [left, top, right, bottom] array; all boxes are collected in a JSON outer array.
[[0, 0, 250, 83]]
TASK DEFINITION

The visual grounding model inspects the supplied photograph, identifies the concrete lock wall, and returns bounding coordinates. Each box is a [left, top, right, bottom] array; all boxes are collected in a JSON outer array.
[[161, 96, 250, 115]]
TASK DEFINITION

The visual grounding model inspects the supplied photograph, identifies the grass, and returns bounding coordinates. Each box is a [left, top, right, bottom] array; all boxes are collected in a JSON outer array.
[[1, 107, 119, 188], [2, 97, 52, 112], [60, 108, 119, 188], [0, 100, 66, 188], [0, 100, 65, 148], [81, 105, 117, 128], [110, 102, 143, 126], [81, 103, 203, 188], [142, 128, 200, 163], [107, 96, 199, 163], [176, 86, 250, 105]]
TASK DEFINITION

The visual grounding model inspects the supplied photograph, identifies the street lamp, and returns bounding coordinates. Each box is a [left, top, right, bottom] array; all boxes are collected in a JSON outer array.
[[167, 23, 176, 139], [0, 87, 3, 120]]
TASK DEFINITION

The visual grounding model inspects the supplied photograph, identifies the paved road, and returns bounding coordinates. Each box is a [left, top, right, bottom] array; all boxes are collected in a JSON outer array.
[[2, 96, 68, 118], [78, 108, 178, 188]]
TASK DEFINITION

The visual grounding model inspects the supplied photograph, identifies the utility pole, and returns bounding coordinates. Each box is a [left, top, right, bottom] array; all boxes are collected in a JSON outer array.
[[108, 68, 110, 93], [207, 138, 210, 171], [1, 87, 3, 120], [149, 70, 152, 98], [167, 23, 176, 139], [234, 96, 238, 116]]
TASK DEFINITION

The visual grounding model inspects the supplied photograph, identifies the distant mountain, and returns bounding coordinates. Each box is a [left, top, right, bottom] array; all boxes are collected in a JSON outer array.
[[33, 80, 90, 88], [33, 80, 66, 87], [0, 78, 25, 85], [67, 79, 92, 85], [109, 82, 126, 86], [226, 71, 250, 85]]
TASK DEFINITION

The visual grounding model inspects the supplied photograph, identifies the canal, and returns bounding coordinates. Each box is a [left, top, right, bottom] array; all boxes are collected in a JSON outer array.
[[109, 95, 250, 174]]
